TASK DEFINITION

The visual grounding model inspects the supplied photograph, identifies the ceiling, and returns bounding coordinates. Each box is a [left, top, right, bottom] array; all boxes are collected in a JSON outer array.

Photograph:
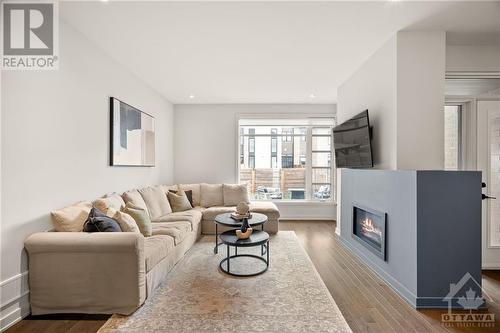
[[61, 1, 500, 104]]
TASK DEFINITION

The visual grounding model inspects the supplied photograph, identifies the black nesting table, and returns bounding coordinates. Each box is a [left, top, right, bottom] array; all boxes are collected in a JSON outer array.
[[218, 230, 270, 277], [213, 212, 268, 254]]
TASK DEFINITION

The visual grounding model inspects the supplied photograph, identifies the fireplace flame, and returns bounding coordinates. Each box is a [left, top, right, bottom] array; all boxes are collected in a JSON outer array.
[[361, 218, 382, 237]]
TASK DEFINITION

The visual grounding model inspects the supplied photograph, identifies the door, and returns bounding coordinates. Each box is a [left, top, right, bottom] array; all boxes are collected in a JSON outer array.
[[477, 101, 500, 269]]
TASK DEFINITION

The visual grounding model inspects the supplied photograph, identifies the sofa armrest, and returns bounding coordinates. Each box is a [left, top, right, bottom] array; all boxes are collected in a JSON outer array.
[[25, 232, 146, 315], [25, 231, 143, 254]]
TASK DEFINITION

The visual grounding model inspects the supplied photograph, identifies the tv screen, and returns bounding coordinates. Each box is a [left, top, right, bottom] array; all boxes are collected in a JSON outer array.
[[333, 110, 373, 168]]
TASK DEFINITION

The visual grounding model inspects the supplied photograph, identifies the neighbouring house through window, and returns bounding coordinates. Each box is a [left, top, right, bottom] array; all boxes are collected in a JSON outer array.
[[239, 117, 335, 201]]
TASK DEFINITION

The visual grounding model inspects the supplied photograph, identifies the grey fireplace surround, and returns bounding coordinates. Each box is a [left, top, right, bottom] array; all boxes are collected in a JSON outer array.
[[337, 169, 482, 309]]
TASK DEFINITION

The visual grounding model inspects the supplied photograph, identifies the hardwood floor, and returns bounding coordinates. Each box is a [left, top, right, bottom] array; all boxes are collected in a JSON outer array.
[[7, 221, 500, 333]]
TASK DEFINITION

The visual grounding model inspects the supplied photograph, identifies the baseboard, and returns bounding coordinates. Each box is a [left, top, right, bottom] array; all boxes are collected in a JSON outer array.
[[1, 271, 30, 332], [482, 263, 500, 270]]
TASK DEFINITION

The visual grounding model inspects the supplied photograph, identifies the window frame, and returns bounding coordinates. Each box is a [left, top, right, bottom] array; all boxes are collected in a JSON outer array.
[[236, 115, 336, 203]]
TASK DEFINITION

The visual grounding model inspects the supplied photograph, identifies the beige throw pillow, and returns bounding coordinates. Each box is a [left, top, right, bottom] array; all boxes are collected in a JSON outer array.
[[223, 183, 250, 206], [200, 183, 224, 207], [123, 189, 150, 216], [179, 184, 201, 206], [51, 201, 92, 232], [123, 203, 152, 237], [167, 191, 192, 212], [106, 208, 140, 233]]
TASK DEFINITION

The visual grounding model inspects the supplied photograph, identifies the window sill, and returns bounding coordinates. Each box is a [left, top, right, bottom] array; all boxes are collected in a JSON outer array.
[[252, 199, 336, 205]]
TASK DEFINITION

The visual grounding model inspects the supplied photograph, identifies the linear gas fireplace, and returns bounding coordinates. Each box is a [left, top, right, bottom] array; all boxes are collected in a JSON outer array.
[[352, 205, 387, 260]]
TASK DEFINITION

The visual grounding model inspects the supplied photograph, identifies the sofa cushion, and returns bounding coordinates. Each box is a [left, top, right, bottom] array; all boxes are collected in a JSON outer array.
[[153, 209, 202, 230], [106, 207, 140, 233], [202, 206, 236, 221], [223, 183, 250, 206], [93, 193, 126, 214], [151, 221, 192, 245], [167, 191, 192, 212], [200, 183, 224, 207], [249, 201, 280, 220], [122, 189, 150, 216], [51, 201, 92, 232], [123, 203, 152, 237], [138, 186, 172, 220], [144, 235, 175, 272], [178, 184, 201, 206]]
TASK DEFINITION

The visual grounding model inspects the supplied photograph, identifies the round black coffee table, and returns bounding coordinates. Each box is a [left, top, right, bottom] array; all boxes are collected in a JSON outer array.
[[219, 230, 270, 277], [213, 212, 267, 254]]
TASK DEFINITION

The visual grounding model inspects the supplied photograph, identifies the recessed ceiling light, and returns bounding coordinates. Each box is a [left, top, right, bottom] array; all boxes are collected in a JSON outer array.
[[189, 94, 195, 99], [309, 93, 316, 99]]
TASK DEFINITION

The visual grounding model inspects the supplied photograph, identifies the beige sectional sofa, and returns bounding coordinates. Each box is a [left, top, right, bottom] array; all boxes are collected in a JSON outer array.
[[24, 183, 279, 315]]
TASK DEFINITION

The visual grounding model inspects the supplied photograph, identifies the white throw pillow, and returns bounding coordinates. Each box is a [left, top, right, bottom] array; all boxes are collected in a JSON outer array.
[[200, 183, 224, 207], [223, 183, 250, 206], [51, 201, 92, 232]]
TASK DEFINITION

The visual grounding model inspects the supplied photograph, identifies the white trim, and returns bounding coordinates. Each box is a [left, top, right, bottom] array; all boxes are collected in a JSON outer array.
[[446, 71, 500, 79], [482, 263, 500, 270], [1, 291, 29, 309], [0, 271, 28, 288]]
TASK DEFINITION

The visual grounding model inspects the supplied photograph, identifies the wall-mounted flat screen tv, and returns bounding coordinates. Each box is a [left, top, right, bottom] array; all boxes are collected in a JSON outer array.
[[333, 110, 373, 168]]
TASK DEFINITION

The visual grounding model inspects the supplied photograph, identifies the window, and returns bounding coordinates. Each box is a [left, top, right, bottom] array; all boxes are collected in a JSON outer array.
[[238, 118, 335, 201], [444, 105, 461, 170]]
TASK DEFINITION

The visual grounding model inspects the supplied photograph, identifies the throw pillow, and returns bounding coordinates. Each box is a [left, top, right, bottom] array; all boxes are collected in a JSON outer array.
[[106, 208, 140, 233], [93, 193, 126, 213], [223, 183, 250, 206], [167, 191, 193, 212], [178, 184, 201, 206], [200, 183, 224, 207], [83, 207, 122, 232], [168, 189, 193, 207], [138, 186, 172, 219], [51, 201, 92, 232], [123, 203, 152, 237]]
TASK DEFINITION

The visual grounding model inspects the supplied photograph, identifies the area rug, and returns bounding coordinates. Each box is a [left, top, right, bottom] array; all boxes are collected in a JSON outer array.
[[98, 231, 352, 333]]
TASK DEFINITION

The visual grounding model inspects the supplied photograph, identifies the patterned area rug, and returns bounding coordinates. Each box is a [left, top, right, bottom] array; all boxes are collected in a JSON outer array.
[[98, 231, 352, 333]]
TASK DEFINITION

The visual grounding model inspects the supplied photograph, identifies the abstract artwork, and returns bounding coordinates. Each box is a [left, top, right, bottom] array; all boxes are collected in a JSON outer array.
[[110, 97, 155, 166]]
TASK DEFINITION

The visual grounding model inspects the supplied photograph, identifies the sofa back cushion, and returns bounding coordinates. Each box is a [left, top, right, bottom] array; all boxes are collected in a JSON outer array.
[[51, 201, 93, 232], [93, 193, 125, 214], [200, 183, 224, 207], [138, 186, 172, 220], [223, 183, 250, 206], [162, 184, 178, 193], [123, 203, 152, 237], [122, 189, 150, 215], [179, 184, 201, 206]]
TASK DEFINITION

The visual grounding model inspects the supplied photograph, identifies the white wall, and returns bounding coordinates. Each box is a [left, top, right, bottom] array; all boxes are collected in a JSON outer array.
[[337, 36, 397, 169], [446, 45, 500, 72], [173, 104, 336, 219], [396, 31, 446, 170], [337, 31, 446, 170], [0, 22, 174, 330]]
